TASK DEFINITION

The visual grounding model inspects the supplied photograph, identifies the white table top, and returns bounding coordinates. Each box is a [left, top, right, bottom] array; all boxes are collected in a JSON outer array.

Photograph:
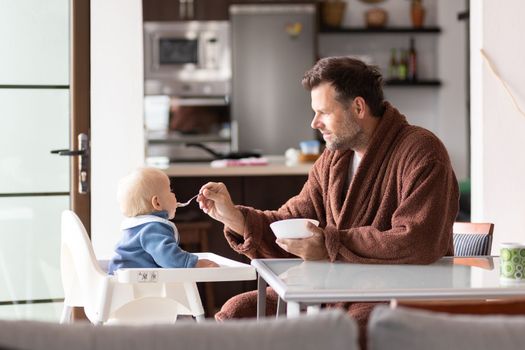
[[251, 257, 525, 303]]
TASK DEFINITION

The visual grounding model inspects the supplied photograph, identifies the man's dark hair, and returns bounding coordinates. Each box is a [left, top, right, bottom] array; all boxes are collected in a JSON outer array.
[[302, 57, 385, 117]]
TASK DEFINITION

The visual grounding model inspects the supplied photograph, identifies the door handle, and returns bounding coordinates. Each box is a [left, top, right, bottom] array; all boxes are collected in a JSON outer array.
[[50, 133, 90, 194], [50, 149, 85, 156]]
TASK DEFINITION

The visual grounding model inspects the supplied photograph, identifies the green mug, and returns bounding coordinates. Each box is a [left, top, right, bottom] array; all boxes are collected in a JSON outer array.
[[500, 243, 525, 282]]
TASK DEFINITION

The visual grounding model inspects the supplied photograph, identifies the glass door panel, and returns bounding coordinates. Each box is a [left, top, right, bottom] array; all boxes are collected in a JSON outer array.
[[0, 0, 69, 85], [0, 196, 68, 303], [0, 89, 69, 193], [0, 302, 64, 322], [0, 0, 70, 321]]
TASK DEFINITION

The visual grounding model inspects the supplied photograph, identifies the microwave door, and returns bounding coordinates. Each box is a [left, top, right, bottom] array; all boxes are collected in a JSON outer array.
[[158, 37, 198, 68]]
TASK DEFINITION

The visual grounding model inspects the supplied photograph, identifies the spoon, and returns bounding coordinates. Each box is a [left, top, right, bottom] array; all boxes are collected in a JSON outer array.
[[177, 194, 198, 208]]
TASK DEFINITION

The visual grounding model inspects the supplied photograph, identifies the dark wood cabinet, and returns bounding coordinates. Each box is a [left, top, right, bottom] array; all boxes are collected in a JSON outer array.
[[143, 0, 182, 21], [143, 0, 237, 21], [143, 0, 316, 21], [194, 0, 232, 20], [243, 175, 306, 210]]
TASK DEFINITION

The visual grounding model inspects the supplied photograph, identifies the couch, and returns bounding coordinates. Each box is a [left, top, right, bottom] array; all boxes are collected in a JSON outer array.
[[2, 306, 525, 350], [368, 305, 525, 350], [0, 310, 358, 350]]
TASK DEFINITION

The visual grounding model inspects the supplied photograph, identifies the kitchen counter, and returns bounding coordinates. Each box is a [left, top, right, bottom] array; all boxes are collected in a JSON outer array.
[[152, 156, 314, 177]]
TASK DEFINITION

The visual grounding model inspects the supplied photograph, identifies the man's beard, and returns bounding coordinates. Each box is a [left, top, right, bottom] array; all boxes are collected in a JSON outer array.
[[325, 111, 367, 152]]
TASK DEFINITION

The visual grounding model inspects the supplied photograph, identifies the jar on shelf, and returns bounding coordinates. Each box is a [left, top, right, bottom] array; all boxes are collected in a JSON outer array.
[[365, 8, 388, 28], [320, 0, 347, 28]]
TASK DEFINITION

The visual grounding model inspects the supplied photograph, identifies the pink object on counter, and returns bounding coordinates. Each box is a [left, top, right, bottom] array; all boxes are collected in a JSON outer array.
[[210, 157, 268, 168]]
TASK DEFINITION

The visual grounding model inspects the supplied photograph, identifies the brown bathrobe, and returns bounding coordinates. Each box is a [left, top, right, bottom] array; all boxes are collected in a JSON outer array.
[[217, 102, 459, 347]]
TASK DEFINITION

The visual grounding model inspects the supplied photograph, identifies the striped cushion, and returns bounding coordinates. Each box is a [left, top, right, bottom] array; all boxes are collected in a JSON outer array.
[[453, 233, 492, 256]]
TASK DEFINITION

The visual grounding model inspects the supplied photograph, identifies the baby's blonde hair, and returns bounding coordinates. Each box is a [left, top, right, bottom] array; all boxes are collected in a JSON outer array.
[[117, 167, 168, 217]]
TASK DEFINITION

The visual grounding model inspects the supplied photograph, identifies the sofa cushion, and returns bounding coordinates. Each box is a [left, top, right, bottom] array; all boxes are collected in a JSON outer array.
[[0, 310, 358, 350], [369, 305, 525, 350]]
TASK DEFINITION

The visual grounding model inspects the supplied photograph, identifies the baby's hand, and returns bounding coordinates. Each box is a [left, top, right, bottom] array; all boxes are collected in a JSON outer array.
[[196, 258, 219, 268]]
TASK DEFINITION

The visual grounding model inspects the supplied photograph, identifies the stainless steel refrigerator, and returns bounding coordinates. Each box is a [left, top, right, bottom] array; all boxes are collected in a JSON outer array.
[[230, 4, 316, 155]]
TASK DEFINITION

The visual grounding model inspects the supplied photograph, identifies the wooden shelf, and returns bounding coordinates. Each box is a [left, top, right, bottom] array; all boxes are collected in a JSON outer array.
[[385, 79, 442, 87], [320, 26, 441, 34]]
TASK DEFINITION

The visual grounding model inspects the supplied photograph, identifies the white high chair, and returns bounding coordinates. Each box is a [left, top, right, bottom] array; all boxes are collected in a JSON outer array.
[[60, 210, 205, 325]]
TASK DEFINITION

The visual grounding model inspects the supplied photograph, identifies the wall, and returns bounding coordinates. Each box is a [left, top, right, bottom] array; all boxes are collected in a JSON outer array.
[[470, 0, 525, 250], [319, 0, 468, 180], [436, 0, 468, 181], [91, 0, 145, 258]]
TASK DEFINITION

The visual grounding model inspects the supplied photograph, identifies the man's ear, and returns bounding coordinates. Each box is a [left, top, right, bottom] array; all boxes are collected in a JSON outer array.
[[151, 195, 162, 210], [353, 97, 367, 118]]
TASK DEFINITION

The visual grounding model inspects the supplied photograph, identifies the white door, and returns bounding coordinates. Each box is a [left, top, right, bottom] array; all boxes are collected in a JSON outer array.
[[0, 0, 72, 321]]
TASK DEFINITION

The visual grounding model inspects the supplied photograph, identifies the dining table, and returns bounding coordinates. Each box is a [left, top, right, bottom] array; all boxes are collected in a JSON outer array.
[[251, 256, 525, 318]]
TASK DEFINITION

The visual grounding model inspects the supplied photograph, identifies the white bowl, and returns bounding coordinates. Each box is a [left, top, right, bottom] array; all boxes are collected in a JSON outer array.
[[270, 218, 320, 239]]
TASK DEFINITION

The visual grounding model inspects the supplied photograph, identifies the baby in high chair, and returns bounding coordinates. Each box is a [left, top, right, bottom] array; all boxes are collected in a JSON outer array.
[[108, 167, 218, 274]]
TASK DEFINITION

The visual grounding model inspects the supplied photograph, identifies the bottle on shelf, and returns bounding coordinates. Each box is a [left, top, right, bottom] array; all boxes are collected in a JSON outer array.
[[388, 48, 398, 80], [408, 37, 418, 81], [410, 0, 426, 28], [397, 50, 408, 81]]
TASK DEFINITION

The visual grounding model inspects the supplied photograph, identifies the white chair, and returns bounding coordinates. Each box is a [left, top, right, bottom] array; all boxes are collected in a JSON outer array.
[[60, 210, 205, 325]]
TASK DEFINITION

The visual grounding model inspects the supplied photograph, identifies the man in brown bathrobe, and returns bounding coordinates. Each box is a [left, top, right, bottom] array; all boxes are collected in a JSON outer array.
[[197, 57, 459, 348]]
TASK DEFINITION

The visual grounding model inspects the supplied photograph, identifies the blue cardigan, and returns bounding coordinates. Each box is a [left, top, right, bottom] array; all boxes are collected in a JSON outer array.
[[108, 211, 198, 274]]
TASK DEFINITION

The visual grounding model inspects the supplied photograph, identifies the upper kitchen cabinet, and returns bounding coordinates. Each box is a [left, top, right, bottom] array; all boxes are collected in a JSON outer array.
[[143, 0, 178, 21], [0, 0, 69, 85], [143, 0, 231, 21], [143, 0, 315, 21], [194, 0, 231, 20]]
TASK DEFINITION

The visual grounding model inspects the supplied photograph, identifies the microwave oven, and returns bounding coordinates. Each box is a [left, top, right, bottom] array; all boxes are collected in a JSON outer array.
[[144, 21, 231, 96]]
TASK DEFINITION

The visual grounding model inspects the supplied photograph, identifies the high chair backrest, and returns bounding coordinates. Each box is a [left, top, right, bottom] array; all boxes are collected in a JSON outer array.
[[61, 210, 109, 323]]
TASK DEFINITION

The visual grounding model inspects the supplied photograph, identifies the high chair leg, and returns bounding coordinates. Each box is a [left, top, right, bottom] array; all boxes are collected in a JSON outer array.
[[182, 282, 205, 320], [60, 305, 73, 324]]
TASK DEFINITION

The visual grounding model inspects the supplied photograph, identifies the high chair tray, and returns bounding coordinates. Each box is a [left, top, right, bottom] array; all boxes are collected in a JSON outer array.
[[115, 252, 256, 283]]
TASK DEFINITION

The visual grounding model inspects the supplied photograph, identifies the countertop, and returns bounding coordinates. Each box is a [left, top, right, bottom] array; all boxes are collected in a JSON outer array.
[[149, 156, 314, 177]]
